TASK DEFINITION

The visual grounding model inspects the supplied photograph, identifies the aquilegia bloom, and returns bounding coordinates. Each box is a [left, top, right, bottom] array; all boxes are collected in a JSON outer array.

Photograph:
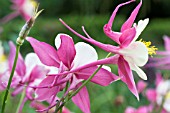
[[60, 0, 154, 99], [27, 34, 119, 113], [0, 0, 37, 23], [0, 41, 52, 112]]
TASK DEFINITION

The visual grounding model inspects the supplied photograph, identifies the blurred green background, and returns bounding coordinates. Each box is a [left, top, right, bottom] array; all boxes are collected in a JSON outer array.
[[0, 0, 170, 113]]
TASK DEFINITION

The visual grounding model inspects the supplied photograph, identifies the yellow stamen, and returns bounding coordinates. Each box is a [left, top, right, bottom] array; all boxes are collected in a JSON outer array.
[[139, 39, 158, 57], [165, 91, 170, 99], [30, 0, 38, 7], [0, 55, 6, 62]]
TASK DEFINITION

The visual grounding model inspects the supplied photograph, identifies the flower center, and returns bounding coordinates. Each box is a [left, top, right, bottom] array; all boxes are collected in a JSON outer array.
[[139, 39, 158, 57], [29, 0, 37, 7], [165, 91, 170, 99], [0, 55, 6, 63]]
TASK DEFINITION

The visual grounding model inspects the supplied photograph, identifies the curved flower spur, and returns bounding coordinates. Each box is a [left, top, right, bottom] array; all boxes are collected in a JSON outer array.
[[59, 0, 157, 100], [27, 34, 119, 113]]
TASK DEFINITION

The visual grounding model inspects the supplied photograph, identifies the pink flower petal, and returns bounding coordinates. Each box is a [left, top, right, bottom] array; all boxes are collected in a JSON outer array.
[[125, 107, 136, 113], [121, 0, 142, 32], [103, 0, 134, 43], [29, 66, 48, 83], [26, 37, 60, 68], [55, 34, 76, 68], [163, 35, 170, 51], [72, 84, 91, 113], [35, 76, 59, 101], [119, 28, 136, 47], [76, 66, 119, 86], [118, 56, 139, 100], [146, 89, 157, 103], [137, 80, 147, 93]]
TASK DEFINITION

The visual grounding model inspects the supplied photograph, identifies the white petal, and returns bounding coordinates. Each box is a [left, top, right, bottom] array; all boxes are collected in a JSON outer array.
[[46, 66, 58, 75], [132, 18, 149, 42], [25, 53, 42, 75], [156, 80, 170, 95], [119, 41, 148, 66], [131, 64, 147, 80], [102, 65, 111, 72], [164, 99, 170, 112], [22, 0, 35, 17], [72, 42, 98, 69], [55, 33, 72, 49]]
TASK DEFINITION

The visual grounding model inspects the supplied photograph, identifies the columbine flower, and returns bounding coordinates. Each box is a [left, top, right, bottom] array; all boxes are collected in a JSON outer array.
[[0, 0, 37, 23], [0, 41, 52, 112], [27, 34, 119, 113], [59, 0, 156, 99], [11, 0, 38, 21]]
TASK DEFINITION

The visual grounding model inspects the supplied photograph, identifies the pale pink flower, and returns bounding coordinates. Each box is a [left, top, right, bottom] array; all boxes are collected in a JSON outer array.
[[0, 0, 37, 23], [27, 34, 119, 113], [125, 106, 152, 113], [137, 80, 147, 93]]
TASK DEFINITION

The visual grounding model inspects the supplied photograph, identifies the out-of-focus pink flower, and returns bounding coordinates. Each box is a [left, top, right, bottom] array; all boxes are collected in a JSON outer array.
[[137, 80, 147, 93], [0, 41, 52, 113], [125, 106, 152, 113], [156, 80, 170, 112], [146, 89, 157, 103], [11, 0, 37, 21], [148, 36, 170, 70], [27, 34, 119, 113], [0, 0, 37, 23], [60, 0, 150, 100]]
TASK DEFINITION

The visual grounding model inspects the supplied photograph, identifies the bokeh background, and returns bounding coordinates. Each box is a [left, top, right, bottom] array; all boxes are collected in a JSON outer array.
[[0, 0, 170, 113]]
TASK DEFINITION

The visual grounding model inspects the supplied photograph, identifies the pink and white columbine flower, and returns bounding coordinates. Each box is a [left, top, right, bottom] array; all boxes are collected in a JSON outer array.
[[27, 34, 119, 113], [60, 0, 150, 100]]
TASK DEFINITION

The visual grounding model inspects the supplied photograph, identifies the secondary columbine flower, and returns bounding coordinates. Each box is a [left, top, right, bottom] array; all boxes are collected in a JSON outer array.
[[27, 34, 119, 113], [12, 0, 38, 21], [148, 35, 170, 69], [59, 0, 157, 99], [0, 0, 37, 23], [0, 41, 53, 112], [0, 41, 8, 74]]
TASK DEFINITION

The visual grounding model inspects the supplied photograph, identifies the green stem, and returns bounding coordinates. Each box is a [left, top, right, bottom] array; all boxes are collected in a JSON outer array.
[[1, 44, 20, 113], [15, 88, 26, 113], [55, 52, 112, 112]]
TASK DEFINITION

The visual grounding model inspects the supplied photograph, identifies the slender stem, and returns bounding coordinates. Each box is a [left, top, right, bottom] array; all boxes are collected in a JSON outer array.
[[55, 52, 112, 112], [1, 44, 20, 113], [15, 88, 26, 113]]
